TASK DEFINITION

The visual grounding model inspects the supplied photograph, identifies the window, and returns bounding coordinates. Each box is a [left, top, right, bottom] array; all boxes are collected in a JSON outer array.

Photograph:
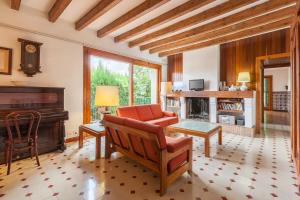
[[83, 47, 161, 123], [90, 56, 130, 121], [133, 65, 158, 105]]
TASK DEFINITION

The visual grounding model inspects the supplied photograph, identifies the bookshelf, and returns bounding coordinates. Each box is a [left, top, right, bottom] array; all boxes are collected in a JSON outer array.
[[166, 97, 181, 116], [217, 98, 245, 126]]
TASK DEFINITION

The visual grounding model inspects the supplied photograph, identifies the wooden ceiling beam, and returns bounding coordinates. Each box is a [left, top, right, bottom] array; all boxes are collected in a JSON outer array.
[[158, 17, 292, 57], [97, 0, 170, 38], [11, 0, 21, 10], [75, 0, 122, 31], [128, 0, 257, 48], [114, 0, 215, 43], [49, 0, 72, 22], [141, 0, 296, 51], [149, 6, 295, 54]]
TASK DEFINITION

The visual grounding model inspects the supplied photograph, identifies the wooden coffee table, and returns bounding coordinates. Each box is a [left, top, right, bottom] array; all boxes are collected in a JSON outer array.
[[166, 120, 222, 157], [78, 123, 106, 159]]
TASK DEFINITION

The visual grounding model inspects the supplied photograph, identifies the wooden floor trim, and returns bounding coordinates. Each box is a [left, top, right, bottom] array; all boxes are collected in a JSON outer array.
[[65, 136, 79, 143]]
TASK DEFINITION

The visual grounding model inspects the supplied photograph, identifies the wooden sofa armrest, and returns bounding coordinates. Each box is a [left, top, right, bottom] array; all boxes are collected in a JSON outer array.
[[163, 111, 177, 117], [166, 137, 192, 162], [166, 136, 192, 152]]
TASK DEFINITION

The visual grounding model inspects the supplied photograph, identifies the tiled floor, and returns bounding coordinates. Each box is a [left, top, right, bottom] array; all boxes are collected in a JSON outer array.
[[263, 111, 291, 131], [0, 128, 299, 200], [264, 111, 290, 125]]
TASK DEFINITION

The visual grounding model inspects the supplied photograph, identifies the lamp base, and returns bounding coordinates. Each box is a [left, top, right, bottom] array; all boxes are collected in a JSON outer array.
[[97, 107, 111, 125], [240, 82, 248, 91]]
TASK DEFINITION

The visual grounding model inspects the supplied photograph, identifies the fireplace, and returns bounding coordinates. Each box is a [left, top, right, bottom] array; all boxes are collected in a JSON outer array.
[[186, 97, 209, 121]]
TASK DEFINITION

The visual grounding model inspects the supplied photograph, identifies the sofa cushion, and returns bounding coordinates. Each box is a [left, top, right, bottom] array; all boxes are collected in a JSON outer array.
[[166, 136, 191, 173], [146, 117, 178, 127], [150, 104, 164, 119], [163, 111, 177, 117], [117, 106, 140, 120], [135, 105, 154, 121], [124, 118, 166, 149], [166, 136, 192, 153], [168, 152, 188, 173]]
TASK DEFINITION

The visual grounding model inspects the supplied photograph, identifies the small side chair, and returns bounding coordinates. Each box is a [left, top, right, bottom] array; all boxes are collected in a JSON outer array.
[[4, 110, 41, 175]]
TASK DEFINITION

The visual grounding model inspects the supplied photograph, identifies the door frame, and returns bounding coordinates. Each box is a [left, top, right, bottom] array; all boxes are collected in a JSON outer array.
[[263, 75, 273, 111], [255, 52, 290, 132], [290, 3, 300, 187]]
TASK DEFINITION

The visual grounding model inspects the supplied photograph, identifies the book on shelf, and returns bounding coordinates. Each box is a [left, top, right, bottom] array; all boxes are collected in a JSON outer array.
[[218, 102, 243, 111], [167, 99, 180, 107]]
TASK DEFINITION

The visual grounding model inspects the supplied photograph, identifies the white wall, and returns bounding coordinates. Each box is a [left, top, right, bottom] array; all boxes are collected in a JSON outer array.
[[0, 26, 83, 138], [0, 2, 166, 138], [264, 67, 291, 91], [182, 45, 220, 90]]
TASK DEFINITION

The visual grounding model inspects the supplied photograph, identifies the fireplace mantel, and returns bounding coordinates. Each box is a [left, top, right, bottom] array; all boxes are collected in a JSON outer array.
[[162, 90, 256, 136], [167, 90, 254, 98]]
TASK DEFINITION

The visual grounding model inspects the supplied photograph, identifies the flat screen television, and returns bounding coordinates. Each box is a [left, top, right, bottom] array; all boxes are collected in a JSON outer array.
[[189, 79, 204, 91]]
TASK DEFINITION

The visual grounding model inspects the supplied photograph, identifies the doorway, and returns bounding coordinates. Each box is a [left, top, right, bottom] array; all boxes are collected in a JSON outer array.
[[255, 53, 291, 132], [263, 66, 291, 129]]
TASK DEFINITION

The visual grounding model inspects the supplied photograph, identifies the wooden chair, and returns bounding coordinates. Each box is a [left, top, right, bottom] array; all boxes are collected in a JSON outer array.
[[4, 110, 41, 175], [103, 115, 193, 196]]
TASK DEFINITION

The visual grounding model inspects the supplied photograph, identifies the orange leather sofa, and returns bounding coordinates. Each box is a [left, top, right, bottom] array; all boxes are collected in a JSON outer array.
[[103, 114, 192, 196], [116, 104, 178, 127]]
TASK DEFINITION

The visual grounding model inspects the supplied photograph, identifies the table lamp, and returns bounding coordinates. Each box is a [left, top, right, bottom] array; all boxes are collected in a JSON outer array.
[[94, 86, 119, 123], [237, 72, 250, 91]]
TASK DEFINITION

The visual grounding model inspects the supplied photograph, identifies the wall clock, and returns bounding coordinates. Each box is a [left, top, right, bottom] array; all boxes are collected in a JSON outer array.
[[18, 38, 43, 77]]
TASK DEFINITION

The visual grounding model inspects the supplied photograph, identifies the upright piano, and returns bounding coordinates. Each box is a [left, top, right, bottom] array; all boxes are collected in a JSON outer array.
[[0, 86, 69, 164]]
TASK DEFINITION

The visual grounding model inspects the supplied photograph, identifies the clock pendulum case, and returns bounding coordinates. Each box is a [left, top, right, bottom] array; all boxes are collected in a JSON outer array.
[[18, 38, 43, 77]]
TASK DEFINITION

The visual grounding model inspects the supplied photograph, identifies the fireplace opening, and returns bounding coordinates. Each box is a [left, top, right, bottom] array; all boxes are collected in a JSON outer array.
[[186, 97, 209, 121]]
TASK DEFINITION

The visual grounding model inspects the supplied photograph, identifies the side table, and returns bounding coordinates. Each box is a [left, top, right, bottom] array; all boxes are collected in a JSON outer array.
[[78, 123, 106, 159]]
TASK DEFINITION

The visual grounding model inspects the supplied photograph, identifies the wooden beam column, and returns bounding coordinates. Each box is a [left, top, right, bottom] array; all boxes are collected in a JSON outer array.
[[114, 0, 214, 42], [11, 0, 21, 10], [140, 0, 296, 51], [75, 0, 121, 31], [97, 0, 170, 37], [129, 0, 257, 47], [49, 0, 72, 22], [149, 6, 295, 54], [159, 17, 292, 57]]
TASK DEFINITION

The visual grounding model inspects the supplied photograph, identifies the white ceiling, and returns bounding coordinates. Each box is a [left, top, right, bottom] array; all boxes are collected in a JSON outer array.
[[17, 0, 269, 42], [18, 0, 228, 36]]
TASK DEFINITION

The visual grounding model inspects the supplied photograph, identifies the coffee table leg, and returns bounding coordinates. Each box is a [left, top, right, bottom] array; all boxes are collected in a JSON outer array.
[[218, 128, 222, 145], [96, 136, 101, 159], [205, 138, 210, 157], [79, 128, 83, 148]]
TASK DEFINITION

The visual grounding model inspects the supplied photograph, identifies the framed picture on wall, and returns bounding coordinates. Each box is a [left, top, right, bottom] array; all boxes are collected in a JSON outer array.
[[0, 47, 12, 75]]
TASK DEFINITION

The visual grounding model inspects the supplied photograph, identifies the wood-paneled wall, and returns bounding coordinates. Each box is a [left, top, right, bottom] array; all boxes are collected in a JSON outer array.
[[167, 53, 183, 82], [220, 29, 290, 89], [290, 1, 300, 188]]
